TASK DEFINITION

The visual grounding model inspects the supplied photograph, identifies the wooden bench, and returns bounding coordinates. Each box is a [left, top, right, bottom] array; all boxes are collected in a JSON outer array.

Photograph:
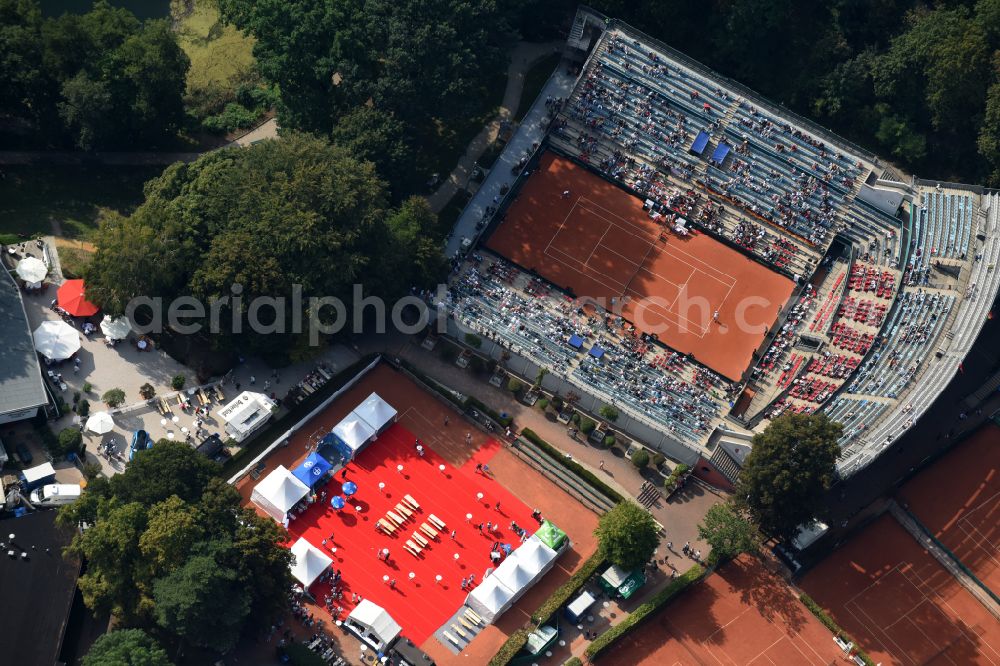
[[405, 539, 422, 553], [395, 502, 413, 519], [442, 631, 460, 646], [460, 617, 475, 631], [421, 522, 438, 539], [428, 514, 446, 530], [387, 510, 405, 526], [404, 543, 420, 557], [464, 608, 482, 624], [403, 494, 420, 510], [411, 531, 428, 548], [214, 386, 225, 402], [377, 518, 396, 534], [451, 624, 467, 639]]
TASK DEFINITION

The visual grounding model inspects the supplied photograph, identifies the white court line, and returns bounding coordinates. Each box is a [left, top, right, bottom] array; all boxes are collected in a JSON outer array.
[[543, 198, 583, 257], [576, 195, 740, 283], [542, 244, 629, 294], [583, 222, 613, 270]]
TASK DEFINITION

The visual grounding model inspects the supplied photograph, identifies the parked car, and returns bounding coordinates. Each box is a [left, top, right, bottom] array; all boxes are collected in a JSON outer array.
[[29, 483, 82, 507], [15, 442, 33, 465]]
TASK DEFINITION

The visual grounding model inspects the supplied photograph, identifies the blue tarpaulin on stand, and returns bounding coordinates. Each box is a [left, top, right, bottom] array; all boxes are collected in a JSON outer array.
[[292, 452, 333, 489], [689, 131, 709, 156], [711, 143, 731, 164], [568, 335, 584, 349], [589, 345, 605, 359]]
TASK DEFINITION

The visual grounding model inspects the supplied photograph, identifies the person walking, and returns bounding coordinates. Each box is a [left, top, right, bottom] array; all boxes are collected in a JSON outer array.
[[249, 375, 256, 385], [599, 460, 605, 470], [450, 529, 456, 540]]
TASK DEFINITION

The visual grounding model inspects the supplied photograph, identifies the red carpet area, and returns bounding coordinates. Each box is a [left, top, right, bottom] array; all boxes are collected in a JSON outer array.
[[285, 423, 537, 645]]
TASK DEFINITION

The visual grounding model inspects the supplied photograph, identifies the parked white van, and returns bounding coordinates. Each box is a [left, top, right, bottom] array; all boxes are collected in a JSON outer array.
[[29, 483, 81, 507]]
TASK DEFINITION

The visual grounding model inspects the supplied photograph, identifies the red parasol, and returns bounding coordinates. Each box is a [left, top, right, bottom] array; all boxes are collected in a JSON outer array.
[[57, 279, 99, 317]]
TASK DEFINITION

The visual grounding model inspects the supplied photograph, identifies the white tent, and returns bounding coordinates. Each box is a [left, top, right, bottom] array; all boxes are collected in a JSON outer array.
[[352, 392, 397, 434], [515, 537, 559, 578], [332, 414, 376, 454], [251, 466, 309, 524], [289, 537, 333, 588], [99, 315, 132, 340], [466, 574, 515, 623], [85, 411, 115, 435], [492, 555, 534, 603], [345, 599, 402, 651], [32, 320, 80, 361], [15, 257, 47, 284], [218, 391, 276, 442]]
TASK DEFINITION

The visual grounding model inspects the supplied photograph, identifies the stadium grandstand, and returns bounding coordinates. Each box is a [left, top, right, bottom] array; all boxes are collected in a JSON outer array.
[[439, 7, 1000, 485]]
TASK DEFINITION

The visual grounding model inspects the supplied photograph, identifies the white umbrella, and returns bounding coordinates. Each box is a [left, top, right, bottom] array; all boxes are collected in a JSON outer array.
[[32, 320, 81, 360], [85, 411, 115, 435], [15, 257, 47, 283], [99, 315, 132, 341]]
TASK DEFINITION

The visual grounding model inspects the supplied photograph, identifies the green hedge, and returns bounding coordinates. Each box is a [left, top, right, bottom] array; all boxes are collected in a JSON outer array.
[[520, 428, 624, 504], [585, 564, 706, 660], [663, 463, 690, 491], [488, 629, 530, 666], [563, 658, 582, 666], [531, 551, 606, 624], [799, 594, 877, 666]]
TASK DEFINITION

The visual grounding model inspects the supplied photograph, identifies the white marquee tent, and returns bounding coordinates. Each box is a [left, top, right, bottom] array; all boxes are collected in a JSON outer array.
[[517, 537, 559, 577], [493, 555, 534, 594], [251, 465, 309, 524], [466, 574, 515, 623], [332, 414, 376, 454], [352, 392, 397, 434], [345, 599, 402, 651], [289, 537, 333, 588]]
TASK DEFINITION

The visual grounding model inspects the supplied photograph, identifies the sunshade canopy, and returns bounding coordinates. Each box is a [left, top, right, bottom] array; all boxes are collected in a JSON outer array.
[[15, 257, 47, 283], [32, 320, 80, 360], [99, 315, 132, 340], [85, 411, 115, 434], [57, 279, 98, 316]]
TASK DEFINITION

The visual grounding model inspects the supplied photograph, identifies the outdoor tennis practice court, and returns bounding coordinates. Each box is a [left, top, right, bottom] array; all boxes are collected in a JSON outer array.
[[612, 555, 851, 665], [488, 152, 794, 379], [899, 423, 1000, 595], [801, 514, 1000, 665]]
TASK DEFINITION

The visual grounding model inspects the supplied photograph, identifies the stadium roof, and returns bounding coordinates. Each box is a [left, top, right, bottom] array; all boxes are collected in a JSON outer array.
[[0, 267, 48, 417], [0, 511, 81, 666]]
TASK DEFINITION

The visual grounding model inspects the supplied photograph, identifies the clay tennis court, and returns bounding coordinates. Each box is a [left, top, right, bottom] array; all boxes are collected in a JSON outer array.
[[610, 555, 850, 665], [236, 363, 600, 664], [898, 423, 1000, 594], [801, 514, 1000, 665], [488, 152, 795, 380]]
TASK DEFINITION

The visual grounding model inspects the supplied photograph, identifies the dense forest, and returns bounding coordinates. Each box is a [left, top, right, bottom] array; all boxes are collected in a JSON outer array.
[[2, 0, 999, 184]]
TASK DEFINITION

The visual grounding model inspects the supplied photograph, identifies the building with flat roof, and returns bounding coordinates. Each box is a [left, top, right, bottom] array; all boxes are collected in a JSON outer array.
[[0, 267, 49, 425]]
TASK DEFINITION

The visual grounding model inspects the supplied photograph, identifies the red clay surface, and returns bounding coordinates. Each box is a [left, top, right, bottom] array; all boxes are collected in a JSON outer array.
[[800, 514, 1000, 665], [612, 555, 851, 665], [285, 423, 536, 645], [488, 153, 795, 380], [898, 423, 1000, 595], [236, 363, 600, 664]]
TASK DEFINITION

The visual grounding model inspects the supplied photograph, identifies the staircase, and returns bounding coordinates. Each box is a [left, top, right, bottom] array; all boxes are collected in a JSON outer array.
[[511, 436, 618, 514]]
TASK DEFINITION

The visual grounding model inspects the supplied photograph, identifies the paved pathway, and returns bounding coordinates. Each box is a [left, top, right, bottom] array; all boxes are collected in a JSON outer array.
[[428, 41, 565, 215], [228, 117, 279, 147]]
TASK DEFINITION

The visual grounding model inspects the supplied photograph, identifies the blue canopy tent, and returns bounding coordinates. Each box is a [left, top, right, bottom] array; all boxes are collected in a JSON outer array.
[[589, 345, 605, 360], [710, 143, 731, 165], [689, 131, 709, 156], [568, 334, 584, 350], [318, 432, 353, 464], [292, 452, 333, 489]]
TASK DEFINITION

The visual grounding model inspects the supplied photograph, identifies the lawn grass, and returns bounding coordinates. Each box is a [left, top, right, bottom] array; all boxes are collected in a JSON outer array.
[[54, 239, 95, 278], [514, 53, 562, 121], [173, 0, 256, 112], [0, 165, 161, 239]]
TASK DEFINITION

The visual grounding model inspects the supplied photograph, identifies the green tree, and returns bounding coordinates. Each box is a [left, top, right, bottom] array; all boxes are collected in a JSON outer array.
[[735, 413, 841, 541], [0, 0, 46, 123], [599, 405, 619, 422], [594, 501, 659, 570], [58, 71, 113, 149], [697, 502, 761, 562], [629, 448, 649, 468], [102, 388, 126, 408], [82, 628, 171, 666], [56, 427, 83, 456], [331, 106, 416, 198], [978, 78, 1000, 185], [154, 547, 251, 653]]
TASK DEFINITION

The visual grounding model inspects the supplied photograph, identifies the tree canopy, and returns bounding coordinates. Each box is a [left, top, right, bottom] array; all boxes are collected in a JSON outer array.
[[81, 629, 171, 666], [84, 132, 445, 359], [594, 501, 659, 570], [734, 413, 842, 541], [0, 0, 188, 149], [697, 501, 761, 562], [58, 441, 292, 653]]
